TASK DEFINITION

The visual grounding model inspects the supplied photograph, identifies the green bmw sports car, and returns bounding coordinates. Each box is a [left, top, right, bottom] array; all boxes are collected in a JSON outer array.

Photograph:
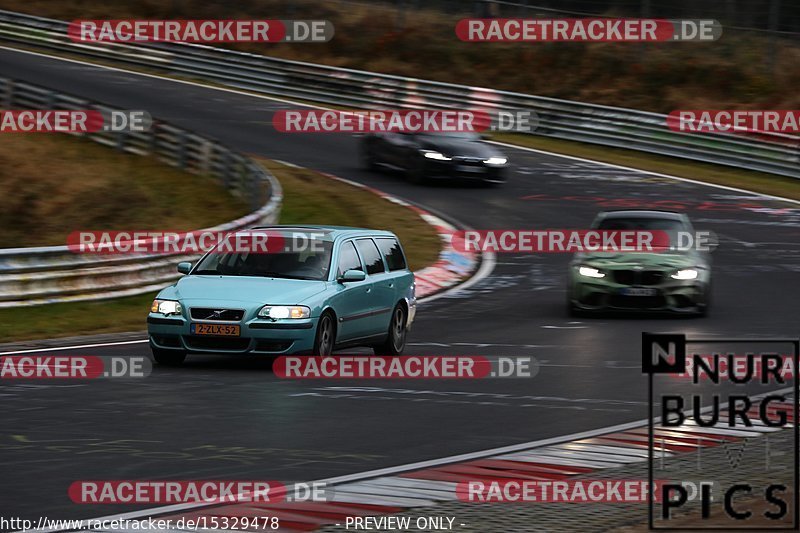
[[567, 210, 712, 316]]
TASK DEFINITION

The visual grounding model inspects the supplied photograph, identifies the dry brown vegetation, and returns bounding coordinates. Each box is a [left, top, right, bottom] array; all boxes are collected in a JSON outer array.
[[0, 134, 249, 247], [1, 0, 799, 112]]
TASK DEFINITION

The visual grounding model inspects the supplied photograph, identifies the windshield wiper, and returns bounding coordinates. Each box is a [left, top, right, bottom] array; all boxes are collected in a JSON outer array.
[[193, 269, 223, 275], [259, 272, 315, 280]]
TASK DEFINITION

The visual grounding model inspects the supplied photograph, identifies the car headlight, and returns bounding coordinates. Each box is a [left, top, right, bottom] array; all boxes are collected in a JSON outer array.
[[151, 299, 182, 316], [671, 268, 699, 280], [422, 150, 451, 161], [484, 156, 507, 166], [578, 266, 605, 278], [258, 305, 311, 320]]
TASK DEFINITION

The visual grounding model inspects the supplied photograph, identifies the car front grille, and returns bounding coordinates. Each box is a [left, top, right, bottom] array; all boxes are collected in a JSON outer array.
[[452, 156, 485, 167], [608, 294, 667, 309], [612, 270, 665, 286], [190, 308, 245, 321], [579, 292, 605, 307]]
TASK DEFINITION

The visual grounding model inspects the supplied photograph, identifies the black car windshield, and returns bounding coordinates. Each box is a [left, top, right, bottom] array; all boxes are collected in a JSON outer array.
[[192, 241, 333, 280], [416, 131, 480, 141]]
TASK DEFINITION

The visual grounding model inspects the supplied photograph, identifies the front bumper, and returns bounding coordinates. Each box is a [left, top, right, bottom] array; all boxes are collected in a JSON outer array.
[[406, 295, 417, 328], [569, 278, 709, 313], [147, 314, 318, 355], [424, 159, 507, 183]]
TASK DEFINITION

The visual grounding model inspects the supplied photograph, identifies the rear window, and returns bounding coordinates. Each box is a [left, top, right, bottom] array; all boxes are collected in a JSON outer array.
[[356, 239, 385, 275], [376, 238, 407, 271]]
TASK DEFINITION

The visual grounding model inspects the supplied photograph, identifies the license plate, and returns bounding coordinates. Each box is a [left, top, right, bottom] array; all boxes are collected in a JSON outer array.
[[191, 323, 240, 336], [620, 287, 657, 297], [457, 165, 484, 173]]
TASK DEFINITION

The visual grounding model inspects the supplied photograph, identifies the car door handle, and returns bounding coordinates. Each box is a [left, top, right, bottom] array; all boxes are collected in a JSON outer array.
[[388, 283, 394, 288], [365, 287, 371, 293]]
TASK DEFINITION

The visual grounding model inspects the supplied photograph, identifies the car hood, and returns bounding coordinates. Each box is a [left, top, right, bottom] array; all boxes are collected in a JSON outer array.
[[573, 252, 700, 270], [420, 138, 502, 159], [162, 275, 328, 306]]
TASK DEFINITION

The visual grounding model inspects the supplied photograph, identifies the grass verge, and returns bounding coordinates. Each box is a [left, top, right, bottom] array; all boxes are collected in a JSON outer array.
[[0, 134, 250, 247], [0, 292, 159, 344], [0, 161, 442, 343]]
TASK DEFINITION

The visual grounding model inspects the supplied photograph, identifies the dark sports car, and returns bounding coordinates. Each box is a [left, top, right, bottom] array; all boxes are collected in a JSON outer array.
[[361, 131, 509, 185]]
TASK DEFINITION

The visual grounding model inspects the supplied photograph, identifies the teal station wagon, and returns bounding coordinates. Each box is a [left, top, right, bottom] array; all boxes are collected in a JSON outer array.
[[147, 226, 416, 365]]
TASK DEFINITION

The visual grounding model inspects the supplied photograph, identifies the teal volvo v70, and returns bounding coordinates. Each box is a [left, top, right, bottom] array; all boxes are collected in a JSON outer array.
[[147, 226, 416, 365]]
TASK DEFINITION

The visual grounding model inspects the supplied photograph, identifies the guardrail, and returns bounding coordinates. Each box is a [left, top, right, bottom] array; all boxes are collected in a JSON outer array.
[[0, 77, 282, 307], [0, 10, 798, 178]]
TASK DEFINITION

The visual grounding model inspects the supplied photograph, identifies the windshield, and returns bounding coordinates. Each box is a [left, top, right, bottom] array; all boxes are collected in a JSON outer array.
[[416, 131, 481, 141], [597, 217, 687, 232], [597, 217, 689, 250], [192, 241, 333, 280]]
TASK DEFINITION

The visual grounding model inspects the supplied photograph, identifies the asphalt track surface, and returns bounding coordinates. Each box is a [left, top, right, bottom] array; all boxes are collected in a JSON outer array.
[[1, 48, 799, 523]]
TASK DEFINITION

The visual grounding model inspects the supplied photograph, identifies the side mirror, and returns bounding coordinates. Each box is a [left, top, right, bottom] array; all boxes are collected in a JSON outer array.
[[338, 269, 366, 283], [177, 262, 192, 274]]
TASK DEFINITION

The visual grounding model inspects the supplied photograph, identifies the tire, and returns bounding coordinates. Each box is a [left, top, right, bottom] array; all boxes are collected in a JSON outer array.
[[566, 286, 582, 317], [406, 158, 426, 184], [567, 301, 584, 318], [151, 347, 186, 366], [361, 144, 379, 171], [313, 312, 336, 356], [373, 304, 407, 356], [567, 303, 577, 317], [697, 286, 711, 317], [689, 280, 711, 317]]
